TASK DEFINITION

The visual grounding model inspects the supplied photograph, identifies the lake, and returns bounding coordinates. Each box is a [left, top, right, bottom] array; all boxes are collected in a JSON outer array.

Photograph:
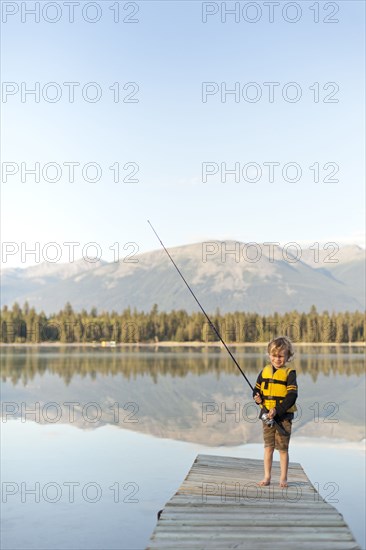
[[1, 345, 365, 549]]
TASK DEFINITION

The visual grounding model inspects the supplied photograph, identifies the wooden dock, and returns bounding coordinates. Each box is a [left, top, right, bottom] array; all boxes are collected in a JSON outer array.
[[147, 454, 360, 550]]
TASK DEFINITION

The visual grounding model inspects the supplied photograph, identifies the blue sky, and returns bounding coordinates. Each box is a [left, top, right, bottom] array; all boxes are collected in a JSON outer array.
[[1, 0, 365, 267]]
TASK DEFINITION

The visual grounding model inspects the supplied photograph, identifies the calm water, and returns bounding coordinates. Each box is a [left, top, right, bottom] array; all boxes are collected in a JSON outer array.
[[1, 345, 365, 549]]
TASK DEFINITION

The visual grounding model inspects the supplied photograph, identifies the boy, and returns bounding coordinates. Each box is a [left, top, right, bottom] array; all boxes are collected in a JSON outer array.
[[253, 336, 298, 487]]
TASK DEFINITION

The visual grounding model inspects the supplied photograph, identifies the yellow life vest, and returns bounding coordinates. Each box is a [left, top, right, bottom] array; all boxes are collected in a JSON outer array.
[[260, 364, 297, 413]]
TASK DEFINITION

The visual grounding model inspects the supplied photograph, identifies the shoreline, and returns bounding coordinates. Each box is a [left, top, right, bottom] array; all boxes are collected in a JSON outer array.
[[0, 341, 364, 348]]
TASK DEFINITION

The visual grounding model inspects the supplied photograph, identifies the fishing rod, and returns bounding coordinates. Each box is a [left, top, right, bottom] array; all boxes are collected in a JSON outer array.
[[148, 220, 254, 390], [147, 220, 288, 436]]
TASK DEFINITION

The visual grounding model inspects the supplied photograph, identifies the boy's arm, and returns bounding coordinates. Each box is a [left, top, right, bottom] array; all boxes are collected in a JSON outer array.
[[275, 370, 298, 417]]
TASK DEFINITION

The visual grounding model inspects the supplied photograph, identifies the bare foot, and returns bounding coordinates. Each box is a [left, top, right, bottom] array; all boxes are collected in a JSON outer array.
[[258, 479, 271, 486], [279, 480, 288, 488]]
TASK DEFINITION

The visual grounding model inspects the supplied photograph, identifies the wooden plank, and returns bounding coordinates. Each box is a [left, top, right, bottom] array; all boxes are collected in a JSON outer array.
[[153, 527, 353, 536], [146, 454, 360, 550], [161, 507, 343, 516], [147, 541, 360, 550], [160, 514, 346, 529], [164, 496, 332, 508]]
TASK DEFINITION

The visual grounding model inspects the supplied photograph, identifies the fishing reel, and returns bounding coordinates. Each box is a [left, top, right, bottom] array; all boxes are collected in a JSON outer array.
[[261, 412, 275, 427]]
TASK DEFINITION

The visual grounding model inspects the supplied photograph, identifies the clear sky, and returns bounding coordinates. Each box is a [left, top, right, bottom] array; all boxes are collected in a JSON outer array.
[[1, 0, 365, 268]]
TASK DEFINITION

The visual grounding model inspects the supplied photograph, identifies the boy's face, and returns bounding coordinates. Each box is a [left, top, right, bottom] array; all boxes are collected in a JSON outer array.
[[269, 348, 287, 368]]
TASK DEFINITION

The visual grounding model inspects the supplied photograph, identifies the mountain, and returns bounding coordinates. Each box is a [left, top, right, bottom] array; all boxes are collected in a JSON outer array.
[[0, 242, 364, 314]]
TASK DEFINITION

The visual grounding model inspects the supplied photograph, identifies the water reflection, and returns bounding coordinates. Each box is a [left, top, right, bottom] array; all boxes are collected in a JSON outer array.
[[1, 345, 364, 385], [1, 346, 365, 445]]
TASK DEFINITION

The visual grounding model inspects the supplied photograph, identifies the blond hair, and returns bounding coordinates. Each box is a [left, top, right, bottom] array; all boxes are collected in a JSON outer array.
[[267, 336, 294, 362]]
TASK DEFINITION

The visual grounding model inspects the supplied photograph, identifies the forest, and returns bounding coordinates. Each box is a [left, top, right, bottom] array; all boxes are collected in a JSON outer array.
[[0, 302, 364, 344]]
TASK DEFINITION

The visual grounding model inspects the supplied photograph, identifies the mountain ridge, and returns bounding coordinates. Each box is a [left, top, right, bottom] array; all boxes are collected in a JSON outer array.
[[1, 242, 364, 315]]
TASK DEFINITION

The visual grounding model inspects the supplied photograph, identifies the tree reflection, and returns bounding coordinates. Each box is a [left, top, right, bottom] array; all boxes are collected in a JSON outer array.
[[1, 345, 364, 385]]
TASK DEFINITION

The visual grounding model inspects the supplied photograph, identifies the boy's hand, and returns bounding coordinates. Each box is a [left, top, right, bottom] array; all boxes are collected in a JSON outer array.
[[268, 408, 277, 419], [254, 393, 262, 404]]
